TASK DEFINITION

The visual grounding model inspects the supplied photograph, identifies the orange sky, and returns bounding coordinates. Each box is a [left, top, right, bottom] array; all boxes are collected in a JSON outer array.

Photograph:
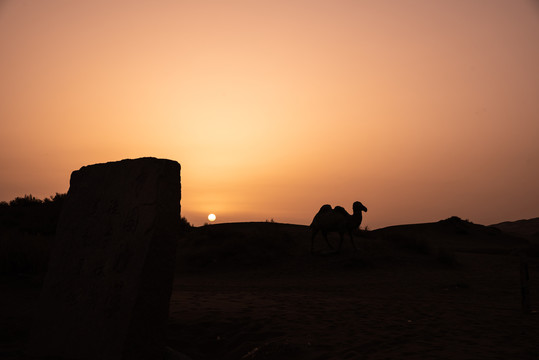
[[1, 0, 538, 228]]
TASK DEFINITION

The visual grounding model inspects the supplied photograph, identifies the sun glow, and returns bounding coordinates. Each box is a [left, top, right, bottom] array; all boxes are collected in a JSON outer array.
[[0, 1, 537, 228], [208, 213, 216, 222]]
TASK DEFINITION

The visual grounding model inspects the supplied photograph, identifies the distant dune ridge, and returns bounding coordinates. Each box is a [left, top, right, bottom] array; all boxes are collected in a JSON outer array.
[[175, 216, 534, 275], [374, 216, 530, 253], [490, 217, 539, 242]]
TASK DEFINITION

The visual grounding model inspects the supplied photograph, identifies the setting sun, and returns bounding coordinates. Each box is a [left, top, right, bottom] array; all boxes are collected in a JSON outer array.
[[208, 214, 216, 222]]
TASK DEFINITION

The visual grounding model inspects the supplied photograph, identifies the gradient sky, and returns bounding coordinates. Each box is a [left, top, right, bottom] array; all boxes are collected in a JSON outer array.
[[1, 0, 538, 228]]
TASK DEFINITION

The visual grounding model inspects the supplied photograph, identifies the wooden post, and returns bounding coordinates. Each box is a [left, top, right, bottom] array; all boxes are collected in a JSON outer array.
[[520, 254, 531, 314]]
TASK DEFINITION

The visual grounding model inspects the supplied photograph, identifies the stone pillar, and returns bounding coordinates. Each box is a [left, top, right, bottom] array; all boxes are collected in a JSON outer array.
[[29, 158, 181, 360]]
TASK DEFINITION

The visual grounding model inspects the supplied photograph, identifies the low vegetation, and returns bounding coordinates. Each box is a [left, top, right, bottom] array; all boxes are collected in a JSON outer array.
[[0, 194, 66, 275], [0, 194, 191, 275]]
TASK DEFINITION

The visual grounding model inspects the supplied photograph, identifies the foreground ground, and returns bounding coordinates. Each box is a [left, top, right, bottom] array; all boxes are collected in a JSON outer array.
[[166, 220, 539, 359], [2, 219, 539, 359], [168, 257, 539, 360]]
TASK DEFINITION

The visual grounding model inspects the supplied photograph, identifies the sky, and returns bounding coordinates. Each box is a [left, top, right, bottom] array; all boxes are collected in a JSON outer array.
[[1, 0, 538, 228]]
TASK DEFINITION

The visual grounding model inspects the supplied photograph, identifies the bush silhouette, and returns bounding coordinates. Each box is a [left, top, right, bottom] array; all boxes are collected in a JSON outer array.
[[0, 193, 66, 275]]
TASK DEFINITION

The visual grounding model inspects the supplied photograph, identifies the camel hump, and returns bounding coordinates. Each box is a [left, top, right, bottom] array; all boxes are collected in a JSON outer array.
[[333, 206, 349, 216], [318, 204, 332, 213], [310, 204, 334, 228]]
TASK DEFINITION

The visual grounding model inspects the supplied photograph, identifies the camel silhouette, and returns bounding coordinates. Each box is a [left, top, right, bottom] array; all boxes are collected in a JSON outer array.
[[310, 201, 367, 253]]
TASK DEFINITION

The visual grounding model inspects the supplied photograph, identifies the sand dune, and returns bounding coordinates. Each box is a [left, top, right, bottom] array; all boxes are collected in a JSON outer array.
[[2, 217, 539, 359], [491, 217, 539, 242], [166, 218, 539, 359]]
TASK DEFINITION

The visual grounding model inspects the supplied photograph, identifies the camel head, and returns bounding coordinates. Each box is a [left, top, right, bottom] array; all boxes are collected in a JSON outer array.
[[352, 201, 367, 214]]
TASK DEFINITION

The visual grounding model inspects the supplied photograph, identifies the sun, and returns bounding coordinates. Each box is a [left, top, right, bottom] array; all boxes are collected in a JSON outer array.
[[208, 213, 216, 222]]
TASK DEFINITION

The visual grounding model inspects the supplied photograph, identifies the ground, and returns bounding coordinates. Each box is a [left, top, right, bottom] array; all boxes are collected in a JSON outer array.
[[2, 219, 539, 359]]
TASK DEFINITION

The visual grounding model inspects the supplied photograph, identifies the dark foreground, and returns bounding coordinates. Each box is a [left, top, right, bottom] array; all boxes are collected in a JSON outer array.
[[3, 219, 539, 359]]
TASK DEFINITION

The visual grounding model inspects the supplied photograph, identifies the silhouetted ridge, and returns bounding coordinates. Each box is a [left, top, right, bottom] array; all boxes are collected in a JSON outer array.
[[490, 217, 539, 242]]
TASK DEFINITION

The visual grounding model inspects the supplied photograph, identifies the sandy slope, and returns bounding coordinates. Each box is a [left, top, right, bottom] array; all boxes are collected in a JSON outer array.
[[490, 217, 539, 243], [2, 218, 538, 359], [167, 219, 539, 359]]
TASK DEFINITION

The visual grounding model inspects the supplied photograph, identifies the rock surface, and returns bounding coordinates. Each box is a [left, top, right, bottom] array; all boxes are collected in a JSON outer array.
[[29, 157, 181, 360]]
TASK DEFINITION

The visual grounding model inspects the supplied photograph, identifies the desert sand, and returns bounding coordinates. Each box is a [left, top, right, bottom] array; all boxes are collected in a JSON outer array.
[[2, 218, 539, 359], [165, 219, 539, 360]]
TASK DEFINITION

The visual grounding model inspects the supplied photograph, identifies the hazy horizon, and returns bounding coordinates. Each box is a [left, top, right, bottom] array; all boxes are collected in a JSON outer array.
[[1, 1, 538, 228]]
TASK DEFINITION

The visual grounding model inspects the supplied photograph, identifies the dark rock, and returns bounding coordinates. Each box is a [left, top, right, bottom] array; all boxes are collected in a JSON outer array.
[[28, 158, 181, 360]]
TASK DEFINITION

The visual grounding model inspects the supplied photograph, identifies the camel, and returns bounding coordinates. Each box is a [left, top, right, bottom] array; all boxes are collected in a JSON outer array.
[[310, 201, 368, 253]]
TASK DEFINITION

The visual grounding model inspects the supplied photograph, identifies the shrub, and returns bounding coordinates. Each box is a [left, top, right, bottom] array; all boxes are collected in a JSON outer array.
[[0, 193, 66, 275], [179, 216, 192, 232]]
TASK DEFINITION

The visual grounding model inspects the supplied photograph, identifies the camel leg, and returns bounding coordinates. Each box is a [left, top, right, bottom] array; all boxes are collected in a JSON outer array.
[[310, 230, 318, 253], [322, 231, 333, 250], [338, 232, 345, 252], [349, 231, 358, 251]]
